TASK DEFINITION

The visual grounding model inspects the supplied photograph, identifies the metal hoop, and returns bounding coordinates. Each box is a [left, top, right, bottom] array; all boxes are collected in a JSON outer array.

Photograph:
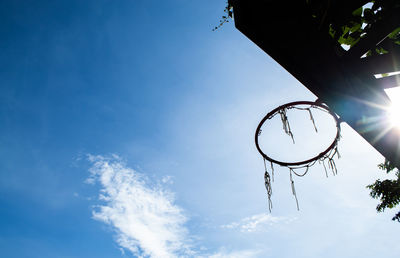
[[255, 101, 341, 167]]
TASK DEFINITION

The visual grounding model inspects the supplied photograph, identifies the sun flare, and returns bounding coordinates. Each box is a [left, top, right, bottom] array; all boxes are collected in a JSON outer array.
[[388, 103, 400, 127], [385, 87, 400, 128]]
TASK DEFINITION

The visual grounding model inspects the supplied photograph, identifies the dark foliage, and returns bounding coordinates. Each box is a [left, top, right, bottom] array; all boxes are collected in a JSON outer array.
[[212, 1, 233, 31], [306, 0, 400, 55], [367, 160, 400, 222], [218, 1, 400, 55]]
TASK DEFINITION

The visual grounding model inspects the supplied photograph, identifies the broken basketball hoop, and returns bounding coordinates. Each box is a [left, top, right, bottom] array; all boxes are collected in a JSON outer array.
[[255, 101, 341, 211]]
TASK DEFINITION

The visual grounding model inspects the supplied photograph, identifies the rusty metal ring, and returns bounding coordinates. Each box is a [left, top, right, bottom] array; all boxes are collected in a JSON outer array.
[[255, 101, 341, 167]]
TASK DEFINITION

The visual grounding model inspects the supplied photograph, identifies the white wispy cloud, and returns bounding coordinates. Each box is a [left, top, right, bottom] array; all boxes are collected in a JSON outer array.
[[86, 154, 192, 257], [208, 248, 262, 258], [86, 154, 278, 257], [221, 213, 296, 233]]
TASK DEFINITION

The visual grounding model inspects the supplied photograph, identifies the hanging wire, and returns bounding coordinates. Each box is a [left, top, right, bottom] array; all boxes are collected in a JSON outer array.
[[270, 161, 274, 182], [307, 108, 318, 132], [290, 169, 300, 210], [319, 159, 329, 178], [336, 146, 341, 159], [321, 159, 329, 177], [290, 165, 310, 177], [263, 158, 273, 212], [279, 109, 295, 143], [328, 157, 337, 175]]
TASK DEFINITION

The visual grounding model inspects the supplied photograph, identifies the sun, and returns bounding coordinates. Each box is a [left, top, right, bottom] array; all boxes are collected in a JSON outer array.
[[385, 87, 400, 128], [388, 102, 400, 127]]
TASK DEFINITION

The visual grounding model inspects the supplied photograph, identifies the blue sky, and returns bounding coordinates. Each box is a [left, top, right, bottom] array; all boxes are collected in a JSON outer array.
[[1, 0, 399, 257]]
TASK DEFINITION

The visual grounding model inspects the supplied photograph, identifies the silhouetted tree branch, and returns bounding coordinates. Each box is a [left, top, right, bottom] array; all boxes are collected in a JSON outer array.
[[367, 160, 400, 222]]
